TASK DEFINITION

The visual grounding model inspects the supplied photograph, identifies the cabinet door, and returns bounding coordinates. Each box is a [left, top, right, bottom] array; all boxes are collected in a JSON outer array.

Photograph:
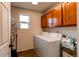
[[67, 2, 77, 25], [53, 5, 62, 26], [63, 2, 77, 25], [46, 11, 53, 27], [41, 15, 48, 28]]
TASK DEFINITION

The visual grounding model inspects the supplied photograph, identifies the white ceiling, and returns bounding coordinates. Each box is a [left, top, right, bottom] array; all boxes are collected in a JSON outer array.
[[11, 2, 59, 13]]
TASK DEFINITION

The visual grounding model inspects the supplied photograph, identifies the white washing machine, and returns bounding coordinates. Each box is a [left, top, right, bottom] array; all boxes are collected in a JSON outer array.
[[34, 33, 62, 57]]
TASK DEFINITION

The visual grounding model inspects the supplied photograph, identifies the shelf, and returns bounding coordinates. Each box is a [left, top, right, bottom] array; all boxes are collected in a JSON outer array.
[[60, 44, 77, 57]]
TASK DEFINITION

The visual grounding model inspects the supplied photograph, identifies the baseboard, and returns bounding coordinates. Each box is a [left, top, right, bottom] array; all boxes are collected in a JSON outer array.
[[17, 49, 35, 54]]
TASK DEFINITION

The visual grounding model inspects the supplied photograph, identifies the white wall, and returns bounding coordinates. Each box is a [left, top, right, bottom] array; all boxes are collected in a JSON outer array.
[[11, 7, 43, 52], [43, 27, 77, 39]]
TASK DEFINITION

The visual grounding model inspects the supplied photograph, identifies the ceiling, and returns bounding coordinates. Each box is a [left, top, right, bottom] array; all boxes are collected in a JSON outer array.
[[11, 2, 60, 13]]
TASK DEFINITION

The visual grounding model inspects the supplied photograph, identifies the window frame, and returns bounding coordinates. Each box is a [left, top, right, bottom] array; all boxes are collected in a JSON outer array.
[[19, 14, 30, 29]]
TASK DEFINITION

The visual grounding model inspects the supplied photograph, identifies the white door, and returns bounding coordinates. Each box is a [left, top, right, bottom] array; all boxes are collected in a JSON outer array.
[[0, 3, 10, 57]]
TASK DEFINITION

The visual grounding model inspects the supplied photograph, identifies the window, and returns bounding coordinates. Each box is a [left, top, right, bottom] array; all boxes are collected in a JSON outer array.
[[19, 14, 30, 29]]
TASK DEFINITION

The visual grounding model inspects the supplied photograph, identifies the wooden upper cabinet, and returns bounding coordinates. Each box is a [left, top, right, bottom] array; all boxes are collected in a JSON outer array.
[[41, 2, 76, 28], [52, 5, 62, 26], [41, 15, 48, 28], [63, 2, 77, 26], [46, 11, 53, 27]]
